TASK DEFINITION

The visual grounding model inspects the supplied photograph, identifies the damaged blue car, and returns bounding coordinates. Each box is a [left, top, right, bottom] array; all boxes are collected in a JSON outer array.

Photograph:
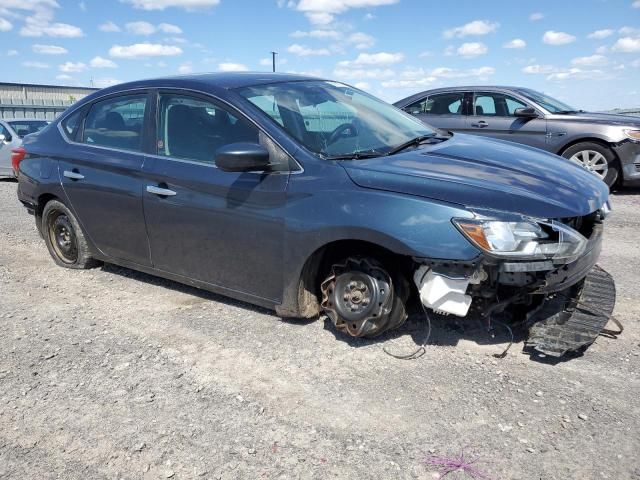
[[15, 73, 616, 357]]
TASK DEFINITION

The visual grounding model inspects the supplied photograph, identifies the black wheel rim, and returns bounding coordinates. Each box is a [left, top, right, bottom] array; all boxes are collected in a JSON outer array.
[[48, 211, 78, 264]]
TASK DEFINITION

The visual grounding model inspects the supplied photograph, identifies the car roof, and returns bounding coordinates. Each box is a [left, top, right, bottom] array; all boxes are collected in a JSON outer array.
[[94, 72, 323, 95], [394, 86, 528, 106]]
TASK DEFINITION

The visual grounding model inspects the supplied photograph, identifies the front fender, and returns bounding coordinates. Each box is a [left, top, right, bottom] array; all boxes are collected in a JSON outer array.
[[276, 161, 480, 316]]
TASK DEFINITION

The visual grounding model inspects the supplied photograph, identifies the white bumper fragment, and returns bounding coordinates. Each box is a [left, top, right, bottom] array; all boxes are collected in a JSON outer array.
[[413, 265, 472, 317]]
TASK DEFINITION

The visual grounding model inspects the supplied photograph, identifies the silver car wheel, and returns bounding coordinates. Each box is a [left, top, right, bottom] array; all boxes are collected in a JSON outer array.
[[570, 150, 608, 179]]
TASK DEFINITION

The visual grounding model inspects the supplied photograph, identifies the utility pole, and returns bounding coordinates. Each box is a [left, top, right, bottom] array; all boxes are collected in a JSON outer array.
[[270, 51, 278, 73]]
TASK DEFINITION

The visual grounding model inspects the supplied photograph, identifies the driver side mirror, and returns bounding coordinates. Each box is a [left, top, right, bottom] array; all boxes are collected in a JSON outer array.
[[514, 107, 538, 118], [215, 142, 272, 173], [0, 134, 6, 143]]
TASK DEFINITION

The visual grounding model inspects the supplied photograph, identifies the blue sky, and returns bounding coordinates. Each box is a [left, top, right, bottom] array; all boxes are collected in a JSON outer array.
[[1, 0, 639, 109]]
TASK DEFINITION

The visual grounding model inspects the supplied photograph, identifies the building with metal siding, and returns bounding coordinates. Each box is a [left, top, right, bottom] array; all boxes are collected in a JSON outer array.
[[0, 82, 98, 120]]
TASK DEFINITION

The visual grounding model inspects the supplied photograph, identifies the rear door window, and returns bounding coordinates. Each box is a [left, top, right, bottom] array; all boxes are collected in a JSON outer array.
[[82, 95, 147, 152]]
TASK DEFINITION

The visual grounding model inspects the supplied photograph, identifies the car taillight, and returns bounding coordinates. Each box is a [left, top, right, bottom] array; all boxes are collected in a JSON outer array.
[[11, 147, 27, 175]]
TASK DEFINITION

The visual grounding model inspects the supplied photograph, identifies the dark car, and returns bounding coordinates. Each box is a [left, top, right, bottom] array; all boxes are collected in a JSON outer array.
[[15, 73, 615, 357], [394, 86, 640, 188]]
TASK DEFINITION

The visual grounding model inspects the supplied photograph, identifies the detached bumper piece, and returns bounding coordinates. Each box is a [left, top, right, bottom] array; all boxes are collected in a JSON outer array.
[[525, 266, 617, 357]]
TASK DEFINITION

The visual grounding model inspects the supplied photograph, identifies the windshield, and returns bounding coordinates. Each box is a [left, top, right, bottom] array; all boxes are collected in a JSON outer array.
[[517, 89, 577, 113], [238, 80, 434, 158], [7, 120, 49, 138]]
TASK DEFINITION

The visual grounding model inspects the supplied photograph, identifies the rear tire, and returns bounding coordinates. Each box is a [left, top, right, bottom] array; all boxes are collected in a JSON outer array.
[[42, 200, 101, 269], [561, 142, 619, 188]]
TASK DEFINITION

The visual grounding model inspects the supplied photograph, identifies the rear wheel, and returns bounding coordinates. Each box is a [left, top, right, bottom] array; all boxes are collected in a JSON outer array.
[[320, 257, 408, 338], [42, 200, 101, 269], [561, 142, 619, 188]]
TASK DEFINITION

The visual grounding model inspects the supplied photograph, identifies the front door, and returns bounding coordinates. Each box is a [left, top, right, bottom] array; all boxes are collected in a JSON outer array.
[[59, 92, 152, 266], [464, 91, 548, 150], [404, 91, 468, 132], [142, 92, 289, 302]]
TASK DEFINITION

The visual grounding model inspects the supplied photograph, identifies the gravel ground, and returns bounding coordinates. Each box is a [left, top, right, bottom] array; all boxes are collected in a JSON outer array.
[[0, 178, 639, 480]]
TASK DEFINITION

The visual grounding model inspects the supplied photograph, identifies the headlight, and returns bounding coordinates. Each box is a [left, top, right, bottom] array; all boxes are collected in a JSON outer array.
[[624, 129, 640, 141], [453, 218, 587, 261]]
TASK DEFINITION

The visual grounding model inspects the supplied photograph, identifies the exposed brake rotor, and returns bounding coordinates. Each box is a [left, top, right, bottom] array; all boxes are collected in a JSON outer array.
[[321, 257, 395, 337]]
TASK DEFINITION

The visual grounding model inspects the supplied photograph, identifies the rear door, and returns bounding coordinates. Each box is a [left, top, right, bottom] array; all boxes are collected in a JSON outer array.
[[142, 91, 290, 302], [402, 91, 468, 132], [465, 91, 548, 149], [58, 92, 152, 266]]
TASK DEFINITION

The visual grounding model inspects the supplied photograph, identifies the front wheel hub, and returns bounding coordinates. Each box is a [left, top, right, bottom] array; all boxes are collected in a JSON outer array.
[[321, 257, 394, 337]]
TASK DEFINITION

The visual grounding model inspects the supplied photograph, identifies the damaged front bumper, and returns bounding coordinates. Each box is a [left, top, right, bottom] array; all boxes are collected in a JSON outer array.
[[413, 222, 617, 357]]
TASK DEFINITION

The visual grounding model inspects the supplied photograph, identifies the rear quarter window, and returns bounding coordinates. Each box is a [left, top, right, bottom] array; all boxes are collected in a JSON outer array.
[[61, 109, 84, 141]]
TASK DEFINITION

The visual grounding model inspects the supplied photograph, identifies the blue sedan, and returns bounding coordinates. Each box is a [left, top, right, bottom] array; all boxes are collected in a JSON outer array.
[[15, 73, 613, 356]]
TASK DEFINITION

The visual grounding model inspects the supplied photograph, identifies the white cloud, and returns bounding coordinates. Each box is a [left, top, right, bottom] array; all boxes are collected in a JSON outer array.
[[7, 50, 18, 56], [126, 21, 156, 35], [293, 0, 399, 25], [56, 74, 73, 81], [3, 0, 83, 38], [218, 62, 249, 72], [333, 67, 395, 80], [457, 42, 488, 57], [290, 29, 340, 39], [596, 46, 608, 54], [587, 29, 613, 40], [99, 21, 121, 32], [32, 44, 67, 55], [158, 23, 182, 34], [109, 43, 183, 58], [380, 66, 495, 89], [79, 1, 86, 11], [59, 61, 86, 72], [94, 78, 120, 88], [542, 30, 576, 45], [546, 68, 602, 81], [178, 62, 193, 73], [503, 38, 526, 49], [443, 20, 499, 39], [287, 43, 331, 56], [348, 32, 375, 49], [633, 0, 640, 7], [529, 12, 544, 21], [0, 18, 12, 32], [90, 56, 117, 68], [21, 20, 83, 38], [619, 26, 640, 36], [612, 37, 640, 52], [354, 81, 370, 90], [522, 64, 556, 74], [124, 0, 220, 10], [338, 51, 404, 66], [571, 54, 608, 67], [22, 61, 50, 69]]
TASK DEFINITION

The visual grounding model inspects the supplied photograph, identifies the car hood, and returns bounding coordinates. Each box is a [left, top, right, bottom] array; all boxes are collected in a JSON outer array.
[[342, 134, 609, 219], [547, 111, 640, 126]]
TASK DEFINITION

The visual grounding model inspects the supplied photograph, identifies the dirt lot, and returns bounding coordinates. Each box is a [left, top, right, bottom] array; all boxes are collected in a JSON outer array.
[[0, 178, 639, 480]]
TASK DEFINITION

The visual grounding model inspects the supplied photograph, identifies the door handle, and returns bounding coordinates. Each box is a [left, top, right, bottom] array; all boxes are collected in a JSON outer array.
[[63, 170, 85, 180], [471, 121, 489, 128], [146, 185, 177, 196]]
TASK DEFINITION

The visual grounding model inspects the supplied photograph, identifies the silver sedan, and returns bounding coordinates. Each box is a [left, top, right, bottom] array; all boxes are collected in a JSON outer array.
[[0, 119, 49, 177]]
